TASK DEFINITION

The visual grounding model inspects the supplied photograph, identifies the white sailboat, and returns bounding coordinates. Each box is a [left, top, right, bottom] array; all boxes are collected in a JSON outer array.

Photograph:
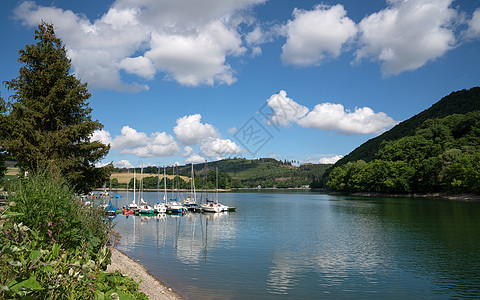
[[154, 165, 167, 214], [184, 163, 198, 211], [128, 168, 138, 211], [200, 162, 222, 213], [139, 165, 154, 214], [167, 164, 187, 214], [215, 167, 229, 212]]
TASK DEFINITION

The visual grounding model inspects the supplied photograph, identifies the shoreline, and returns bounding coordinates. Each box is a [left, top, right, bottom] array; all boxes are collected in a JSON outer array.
[[328, 191, 480, 201], [107, 247, 184, 300]]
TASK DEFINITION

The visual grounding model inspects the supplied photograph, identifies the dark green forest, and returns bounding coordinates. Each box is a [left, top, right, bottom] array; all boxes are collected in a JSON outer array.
[[110, 158, 332, 189], [327, 110, 480, 194], [333, 87, 480, 168]]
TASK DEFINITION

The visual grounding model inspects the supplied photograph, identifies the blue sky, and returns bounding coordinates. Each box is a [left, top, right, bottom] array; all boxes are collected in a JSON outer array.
[[1, 0, 480, 168]]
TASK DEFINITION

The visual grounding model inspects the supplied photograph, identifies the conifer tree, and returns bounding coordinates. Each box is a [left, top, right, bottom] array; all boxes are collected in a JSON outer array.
[[0, 93, 7, 178], [1, 22, 110, 193]]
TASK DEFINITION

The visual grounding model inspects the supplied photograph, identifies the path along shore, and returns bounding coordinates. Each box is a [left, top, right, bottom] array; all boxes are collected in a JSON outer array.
[[107, 247, 184, 300]]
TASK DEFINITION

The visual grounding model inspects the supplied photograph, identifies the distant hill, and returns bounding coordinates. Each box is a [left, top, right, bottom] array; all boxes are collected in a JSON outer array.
[[333, 87, 480, 167], [112, 158, 332, 189]]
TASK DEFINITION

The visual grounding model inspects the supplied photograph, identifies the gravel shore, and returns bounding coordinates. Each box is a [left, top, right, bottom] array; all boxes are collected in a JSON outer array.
[[107, 247, 184, 300]]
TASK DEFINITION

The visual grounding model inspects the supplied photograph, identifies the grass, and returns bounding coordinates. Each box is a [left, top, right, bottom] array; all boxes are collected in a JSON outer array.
[[6, 167, 19, 176], [111, 172, 190, 184]]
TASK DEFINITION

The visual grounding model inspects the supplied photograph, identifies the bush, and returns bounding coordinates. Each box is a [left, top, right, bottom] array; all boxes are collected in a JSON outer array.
[[6, 172, 113, 255], [0, 172, 146, 299], [0, 221, 147, 299]]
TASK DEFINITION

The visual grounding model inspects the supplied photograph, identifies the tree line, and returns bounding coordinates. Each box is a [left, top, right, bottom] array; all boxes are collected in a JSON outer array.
[[327, 111, 480, 194]]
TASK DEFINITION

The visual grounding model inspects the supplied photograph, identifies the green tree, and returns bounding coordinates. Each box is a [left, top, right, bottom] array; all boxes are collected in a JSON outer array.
[[0, 93, 7, 179], [0, 23, 110, 193]]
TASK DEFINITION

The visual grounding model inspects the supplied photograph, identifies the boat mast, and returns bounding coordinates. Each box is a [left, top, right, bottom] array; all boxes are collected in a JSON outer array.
[[163, 165, 167, 203], [191, 163, 196, 201], [157, 165, 160, 203], [133, 168, 136, 205], [140, 164, 144, 202]]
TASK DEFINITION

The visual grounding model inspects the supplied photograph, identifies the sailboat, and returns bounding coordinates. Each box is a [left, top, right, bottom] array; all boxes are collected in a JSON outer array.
[[200, 161, 222, 213], [154, 165, 167, 214], [184, 163, 198, 211], [167, 164, 187, 214], [126, 168, 138, 213], [138, 165, 155, 214]]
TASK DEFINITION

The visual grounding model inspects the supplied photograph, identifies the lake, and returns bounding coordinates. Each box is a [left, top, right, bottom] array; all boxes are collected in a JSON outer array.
[[108, 190, 480, 299]]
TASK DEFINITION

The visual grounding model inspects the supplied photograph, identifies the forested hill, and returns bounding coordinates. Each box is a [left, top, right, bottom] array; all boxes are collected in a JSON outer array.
[[333, 87, 480, 167], [112, 158, 332, 189], [325, 87, 480, 194]]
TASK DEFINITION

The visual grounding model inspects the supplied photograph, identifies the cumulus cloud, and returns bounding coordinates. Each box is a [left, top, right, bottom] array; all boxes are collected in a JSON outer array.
[[91, 130, 112, 145], [265, 91, 397, 135], [145, 21, 245, 86], [318, 155, 343, 164], [114, 159, 134, 168], [464, 8, 480, 39], [14, 2, 151, 91], [266, 90, 309, 127], [174, 114, 220, 145], [200, 138, 243, 158], [355, 0, 457, 76], [110, 126, 179, 157], [281, 4, 357, 66], [185, 153, 206, 164], [13, 0, 265, 90], [183, 146, 195, 157], [298, 103, 397, 135], [110, 126, 148, 150]]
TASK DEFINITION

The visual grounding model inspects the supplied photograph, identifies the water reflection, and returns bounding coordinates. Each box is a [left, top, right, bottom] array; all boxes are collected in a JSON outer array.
[[111, 192, 480, 299], [115, 211, 238, 266]]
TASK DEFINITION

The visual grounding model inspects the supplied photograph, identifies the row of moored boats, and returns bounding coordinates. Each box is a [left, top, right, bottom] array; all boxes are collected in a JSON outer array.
[[120, 164, 235, 215]]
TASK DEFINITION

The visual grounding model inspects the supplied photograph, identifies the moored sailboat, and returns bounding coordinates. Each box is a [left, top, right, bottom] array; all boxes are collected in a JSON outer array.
[[154, 165, 167, 214]]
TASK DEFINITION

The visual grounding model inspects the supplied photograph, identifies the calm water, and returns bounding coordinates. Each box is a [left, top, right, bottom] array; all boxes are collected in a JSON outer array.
[[108, 191, 480, 299]]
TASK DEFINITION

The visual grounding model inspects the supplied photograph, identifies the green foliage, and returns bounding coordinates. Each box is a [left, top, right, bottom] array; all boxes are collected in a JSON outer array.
[[0, 93, 7, 179], [327, 111, 480, 194], [0, 172, 146, 299], [184, 158, 331, 188], [331, 87, 480, 172], [6, 172, 114, 256], [0, 22, 110, 194], [0, 222, 147, 299]]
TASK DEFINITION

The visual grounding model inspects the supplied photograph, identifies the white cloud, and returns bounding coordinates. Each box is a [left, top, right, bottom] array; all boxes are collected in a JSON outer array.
[[318, 155, 343, 164], [200, 137, 243, 158], [114, 159, 133, 168], [121, 132, 179, 157], [118, 56, 156, 80], [145, 21, 245, 86], [91, 129, 112, 145], [114, 0, 265, 29], [183, 146, 195, 157], [111, 126, 148, 150], [174, 114, 220, 145], [265, 91, 397, 135], [281, 4, 357, 66], [355, 0, 457, 76], [266, 90, 309, 127], [14, 2, 151, 91], [185, 154, 206, 164], [269, 153, 283, 159], [297, 103, 397, 135], [464, 8, 480, 39], [13, 0, 265, 90], [228, 127, 237, 134], [110, 126, 179, 157]]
